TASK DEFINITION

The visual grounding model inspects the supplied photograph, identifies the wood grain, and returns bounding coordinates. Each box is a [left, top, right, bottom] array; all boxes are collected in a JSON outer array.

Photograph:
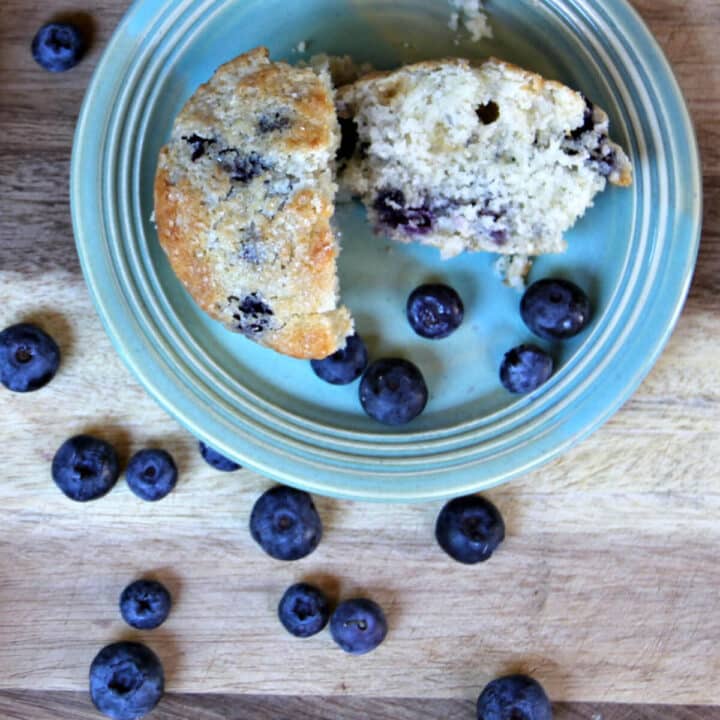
[[1, 0, 720, 715], [3, 692, 720, 720]]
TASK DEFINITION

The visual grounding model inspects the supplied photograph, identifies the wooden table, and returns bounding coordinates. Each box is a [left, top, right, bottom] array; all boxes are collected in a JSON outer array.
[[1, 0, 719, 717]]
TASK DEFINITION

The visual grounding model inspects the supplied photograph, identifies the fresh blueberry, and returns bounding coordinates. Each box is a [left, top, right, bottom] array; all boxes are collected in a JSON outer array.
[[250, 486, 322, 561], [0, 323, 60, 392], [125, 449, 177, 501], [278, 583, 330, 638], [89, 642, 164, 720], [477, 674, 553, 720], [435, 495, 505, 564], [359, 358, 428, 426], [330, 598, 388, 655], [31, 22, 85, 72], [198, 441, 241, 472], [310, 333, 368, 385], [499, 344, 554, 394], [51, 435, 120, 502], [520, 278, 592, 340], [407, 284, 464, 339], [119, 579, 172, 630]]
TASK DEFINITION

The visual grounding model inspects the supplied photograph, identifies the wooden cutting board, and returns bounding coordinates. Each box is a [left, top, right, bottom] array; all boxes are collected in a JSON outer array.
[[1, 0, 720, 711]]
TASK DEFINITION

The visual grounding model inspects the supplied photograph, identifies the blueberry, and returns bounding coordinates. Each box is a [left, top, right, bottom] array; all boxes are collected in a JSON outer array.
[[258, 111, 291, 133], [31, 22, 85, 72], [373, 189, 434, 235], [435, 495, 505, 564], [89, 642, 164, 720], [51, 435, 120, 502], [359, 358, 428, 426], [570, 96, 595, 140], [182, 133, 216, 161], [499, 345, 554, 394], [198, 441, 241, 472], [230, 292, 274, 336], [218, 149, 270, 182], [278, 582, 330, 638], [239, 238, 263, 264], [310, 333, 368, 385], [589, 143, 617, 177], [125, 449, 177, 501], [477, 674, 553, 720], [119, 579, 172, 630], [249, 486, 322, 561], [330, 598, 387, 655], [238, 292, 273, 317], [520, 278, 591, 340], [407, 284, 464, 339], [0, 323, 60, 392]]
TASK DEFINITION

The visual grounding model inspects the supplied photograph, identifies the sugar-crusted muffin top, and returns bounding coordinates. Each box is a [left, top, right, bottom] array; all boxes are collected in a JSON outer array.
[[154, 47, 353, 360]]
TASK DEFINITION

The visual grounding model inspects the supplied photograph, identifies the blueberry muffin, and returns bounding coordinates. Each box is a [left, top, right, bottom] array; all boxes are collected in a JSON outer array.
[[154, 47, 353, 359], [336, 57, 632, 259]]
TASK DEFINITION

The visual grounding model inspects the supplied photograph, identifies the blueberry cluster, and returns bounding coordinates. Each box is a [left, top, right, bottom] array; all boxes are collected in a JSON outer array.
[[250, 485, 388, 655], [277, 582, 388, 656], [309, 275, 591, 425], [249, 487, 551, 717], [309, 330, 427, 426], [50, 436, 181, 504], [248, 483, 522, 672], [89, 578, 172, 719], [0, 322, 187, 503], [45, 426, 242, 505], [501, 277, 592, 394], [5, 317, 551, 715], [1, 317, 230, 720], [309, 283, 466, 426]]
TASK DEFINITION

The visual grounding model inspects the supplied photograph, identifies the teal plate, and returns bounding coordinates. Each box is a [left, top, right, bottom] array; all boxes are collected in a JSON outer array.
[[71, 0, 701, 501]]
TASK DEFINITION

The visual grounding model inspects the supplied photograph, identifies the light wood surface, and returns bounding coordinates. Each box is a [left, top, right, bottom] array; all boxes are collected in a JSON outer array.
[[1, 0, 720, 716]]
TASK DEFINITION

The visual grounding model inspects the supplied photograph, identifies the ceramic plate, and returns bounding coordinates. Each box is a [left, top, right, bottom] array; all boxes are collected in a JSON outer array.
[[71, 0, 701, 501]]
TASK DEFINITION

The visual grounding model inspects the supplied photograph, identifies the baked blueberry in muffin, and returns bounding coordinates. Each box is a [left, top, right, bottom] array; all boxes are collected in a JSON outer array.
[[337, 57, 632, 259]]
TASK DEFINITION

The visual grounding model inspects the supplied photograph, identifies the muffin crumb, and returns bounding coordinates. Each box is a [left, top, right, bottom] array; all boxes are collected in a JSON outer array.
[[449, 0, 493, 42]]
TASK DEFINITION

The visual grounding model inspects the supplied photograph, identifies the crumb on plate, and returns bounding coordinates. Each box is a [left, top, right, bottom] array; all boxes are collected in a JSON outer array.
[[448, 0, 493, 42]]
